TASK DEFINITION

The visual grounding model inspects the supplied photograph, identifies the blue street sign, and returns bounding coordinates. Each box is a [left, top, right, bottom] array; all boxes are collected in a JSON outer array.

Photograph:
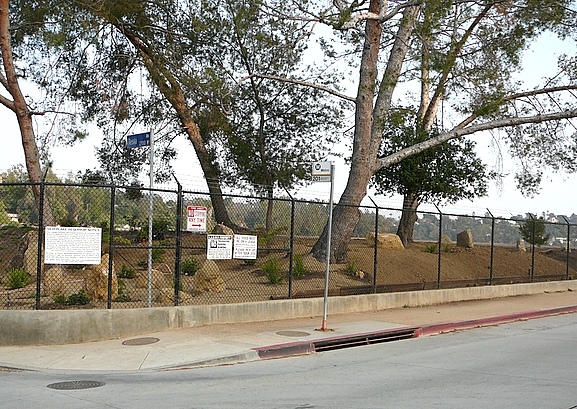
[[126, 132, 151, 149]]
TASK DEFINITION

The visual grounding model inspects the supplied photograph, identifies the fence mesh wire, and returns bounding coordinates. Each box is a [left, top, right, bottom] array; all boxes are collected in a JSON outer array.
[[1, 182, 576, 310]]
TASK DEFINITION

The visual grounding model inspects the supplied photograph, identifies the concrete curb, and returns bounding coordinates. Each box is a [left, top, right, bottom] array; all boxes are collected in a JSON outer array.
[[249, 304, 577, 362]]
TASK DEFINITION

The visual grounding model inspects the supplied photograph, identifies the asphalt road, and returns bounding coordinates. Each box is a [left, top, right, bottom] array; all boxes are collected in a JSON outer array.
[[3, 312, 577, 409]]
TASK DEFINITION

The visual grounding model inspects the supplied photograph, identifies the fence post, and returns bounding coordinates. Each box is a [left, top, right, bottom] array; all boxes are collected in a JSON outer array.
[[35, 172, 48, 310], [562, 216, 571, 280], [529, 213, 536, 282], [368, 197, 379, 293], [107, 185, 116, 309], [284, 189, 295, 299], [487, 209, 495, 285], [174, 180, 183, 306], [434, 205, 442, 289]]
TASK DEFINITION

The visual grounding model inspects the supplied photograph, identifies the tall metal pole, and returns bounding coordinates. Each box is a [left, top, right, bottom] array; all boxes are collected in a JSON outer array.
[[147, 130, 154, 308], [320, 163, 334, 331]]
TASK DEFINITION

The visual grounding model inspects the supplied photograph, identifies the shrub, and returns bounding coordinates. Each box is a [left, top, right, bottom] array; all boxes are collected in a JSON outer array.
[[181, 257, 201, 276], [345, 261, 358, 274], [425, 244, 438, 253], [6, 268, 29, 289], [118, 264, 136, 279], [261, 257, 284, 284], [293, 254, 307, 277], [115, 279, 132, 302], [113, 236, 131, 245], [53, 289, 91, 306], [151, 248, 165, 263], [519, 216, 550, 246]]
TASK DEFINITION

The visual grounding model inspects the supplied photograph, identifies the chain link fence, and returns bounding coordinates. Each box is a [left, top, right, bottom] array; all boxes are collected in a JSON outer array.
[[1, 181, 576, 310]]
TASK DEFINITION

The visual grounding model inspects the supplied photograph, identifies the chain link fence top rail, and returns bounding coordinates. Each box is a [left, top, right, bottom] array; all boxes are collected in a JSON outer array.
[[1, 181, 576, 310]]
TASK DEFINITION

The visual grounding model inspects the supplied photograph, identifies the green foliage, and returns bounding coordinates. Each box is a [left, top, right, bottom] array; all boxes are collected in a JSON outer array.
[[261, 258, 284, 284], [519, 216, 550, 246], [425, 244, 438, 254], [292, 254, 307, 277], [53, 289, 91, 305], [58, 218, 80, 227], [118, 264, 136, 279], [6, 268, 29, 289], [115, 279, 132, 302], [345, 261, 358, 274], [151, 248, 165, 263], [181, 257, 201, 276], [256, 226, 288, 246], [113, 236, 131, 245]]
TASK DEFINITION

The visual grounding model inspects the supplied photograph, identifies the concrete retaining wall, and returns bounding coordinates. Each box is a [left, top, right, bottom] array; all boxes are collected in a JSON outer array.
[[1, 280, 576, 346]]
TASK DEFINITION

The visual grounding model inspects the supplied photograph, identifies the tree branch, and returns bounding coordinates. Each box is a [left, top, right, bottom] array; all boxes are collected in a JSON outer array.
[[376, 109, 577, 170], [236, 73, 356, 102]]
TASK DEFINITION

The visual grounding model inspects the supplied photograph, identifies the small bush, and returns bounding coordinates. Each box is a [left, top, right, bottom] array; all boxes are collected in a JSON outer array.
[[345, 261, 358, 275], [53, 289, 91, 306], [443, 243, 451, 253], [6, 268, 29, 289], [115, 279, 132, 302], [137, 259, 148, 269], [118, 264, 136, 279], [113, 236, 131, 245], [181, 257, 201, 276], [151, 248, 165, 263], [293, 255, 307, 277], [425, 244, 438, 253], [261, 258, 284, 284]]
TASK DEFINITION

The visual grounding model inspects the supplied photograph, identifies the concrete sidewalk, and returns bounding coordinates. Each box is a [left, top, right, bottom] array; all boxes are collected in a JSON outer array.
[[1, 290, 576, 373]]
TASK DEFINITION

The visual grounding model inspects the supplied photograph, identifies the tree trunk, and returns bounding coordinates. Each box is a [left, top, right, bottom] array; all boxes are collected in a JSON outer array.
[[396, 193, 419, 247], [265, 186, 274, 231], [112, 22, 239, 230], [311, 3, 419, 262], [0, 0, 55, 226]]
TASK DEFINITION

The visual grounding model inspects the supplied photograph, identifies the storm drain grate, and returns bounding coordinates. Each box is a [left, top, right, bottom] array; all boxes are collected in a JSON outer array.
[[47, 380, 105, 390], [276, 331, 311, 337], [122, 337, 160, 346]]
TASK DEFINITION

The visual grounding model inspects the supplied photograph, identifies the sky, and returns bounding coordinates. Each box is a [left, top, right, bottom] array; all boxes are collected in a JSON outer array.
[[1, 31, 576, 220]]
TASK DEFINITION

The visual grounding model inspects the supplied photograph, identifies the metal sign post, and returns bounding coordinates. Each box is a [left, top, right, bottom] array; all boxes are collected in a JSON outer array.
[[311, 161, 334, 331], [127, 131, 154, 307]]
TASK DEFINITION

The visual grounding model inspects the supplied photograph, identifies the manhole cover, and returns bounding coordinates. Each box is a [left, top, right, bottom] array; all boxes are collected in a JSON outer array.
[[276, 330, 311, 337], [122, 337, 160, 346], [47, 380, 105, 390]]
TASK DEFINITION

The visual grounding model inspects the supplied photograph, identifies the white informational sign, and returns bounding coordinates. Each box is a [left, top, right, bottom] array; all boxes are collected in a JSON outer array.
[[206, 234, 233, 260], [311, 161, 332, 182], [44, 226, 102, 264], [233, 235, 258, 259], [186, 206, 207, 232]]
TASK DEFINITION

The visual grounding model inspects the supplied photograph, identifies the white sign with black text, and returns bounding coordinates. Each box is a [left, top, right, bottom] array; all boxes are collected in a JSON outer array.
[[233, 235, 258, 259], [44, 226, 102, 264], [206, 234, 233, 260]]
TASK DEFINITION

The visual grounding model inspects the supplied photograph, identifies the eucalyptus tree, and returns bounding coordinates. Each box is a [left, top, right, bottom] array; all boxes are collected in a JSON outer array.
[[273, 0, 577, 262]]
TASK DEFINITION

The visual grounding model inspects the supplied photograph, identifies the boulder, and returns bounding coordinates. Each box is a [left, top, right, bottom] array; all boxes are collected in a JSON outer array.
[[441, 234, 453, 247], [85, 254, 118, 301], [212, 223, 234, 236], [457, 229, 474, 248], [195, 259, 226, 293], [154, 288, 193, 305], [365, 233, 404, 250], [517, 238, 526, 252], [43, 265, 67, 296]]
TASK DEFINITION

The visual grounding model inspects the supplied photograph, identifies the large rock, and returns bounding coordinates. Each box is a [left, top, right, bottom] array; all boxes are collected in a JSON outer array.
[[212, 223, 234, 236], [154, 288, 193, 305], [85, 254, 118, 301], [195, 259, 226, 293], [43, 265, 67, 296], [441, 234, 452, 247], [457, 229, 474, 248], [517, 238, 526, 252], [365, 233, 404, 250]]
